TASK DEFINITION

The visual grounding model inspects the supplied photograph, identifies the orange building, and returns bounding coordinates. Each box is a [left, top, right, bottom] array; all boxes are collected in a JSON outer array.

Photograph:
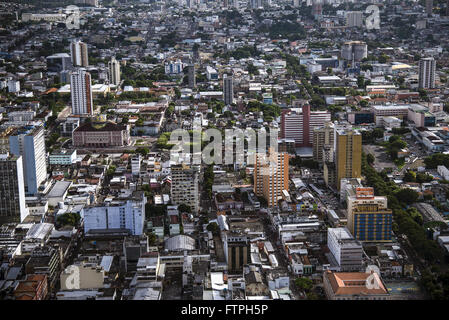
[[323, 270, 390, 300], [254, 148, 289, 207]]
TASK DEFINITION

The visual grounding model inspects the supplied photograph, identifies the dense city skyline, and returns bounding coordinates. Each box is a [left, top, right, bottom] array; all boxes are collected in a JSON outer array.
[[0, 0, 448, 306]]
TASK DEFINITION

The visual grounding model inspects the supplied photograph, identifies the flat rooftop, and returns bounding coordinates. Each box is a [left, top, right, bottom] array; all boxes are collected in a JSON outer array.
[[47, 180, 72, 198]]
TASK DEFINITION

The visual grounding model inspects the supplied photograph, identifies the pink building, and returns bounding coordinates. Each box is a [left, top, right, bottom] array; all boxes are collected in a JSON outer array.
[[73, 121, 130, 147], [281, 105, 331, 147]]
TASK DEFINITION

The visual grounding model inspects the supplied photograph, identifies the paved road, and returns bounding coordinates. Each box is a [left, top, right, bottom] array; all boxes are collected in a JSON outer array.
[[261, 215, 301, 300], [57, 106, 72, 120]]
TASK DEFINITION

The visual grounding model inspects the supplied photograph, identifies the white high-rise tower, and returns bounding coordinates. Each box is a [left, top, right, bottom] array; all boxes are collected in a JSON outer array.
[[70, 39, 89, 67], [108, 57, 121, 86], [71, 68, 93, 115], [418, 57, 436, 89]]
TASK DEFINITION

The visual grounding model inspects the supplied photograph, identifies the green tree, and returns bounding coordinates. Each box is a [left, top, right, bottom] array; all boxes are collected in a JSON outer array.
[[106, 165, 116, 177], [306, 292, 320, 300], [360, 99, 369, 108], [207, 222, 220, 234], [416, 173, 433, 183], [372, 128, 384, 139], [403, 170, 416, 182], [357, 75, 365, 88], [147, 232, 157, 245], [295, 277, 313, 292], [57, 212, 81, 227], [407, 207, 423, 225], [366, 153, 375, 165], [247, 63, 259, 75], [395, 188, 419, 205], [378, 53, 390, 63], [135, 147, 149, 156], [425, 153, 449, 169]]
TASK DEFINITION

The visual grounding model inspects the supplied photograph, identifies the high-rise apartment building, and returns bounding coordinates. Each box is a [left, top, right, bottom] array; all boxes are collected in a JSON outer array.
[[346, 11, 363, 28], [71, 68, 93, 115], [0, 153, 27, 223], [341, 41, 368, 62], [254, 149, 289, 208], [108, 57, 121, 86], [335, 127, 362, 190], [418, 57, 436, 89], [426, 0, 433, 15], [192, 45, 200, 63], [281, 106, 331, 147], [186, 65, 196, 89], [313, 122, 335, 163], [9, 126, 47, 195], [347, 187, 393, 242], [327, 227, 363, 272], [223, 74, 234, 105], [70, 39, 89, 67], [170, 164, 199, 213], [46, 53, 72, 73]]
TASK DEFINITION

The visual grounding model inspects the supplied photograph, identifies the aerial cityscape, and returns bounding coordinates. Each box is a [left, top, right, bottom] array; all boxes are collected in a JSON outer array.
[[1, 0, 449, 303]]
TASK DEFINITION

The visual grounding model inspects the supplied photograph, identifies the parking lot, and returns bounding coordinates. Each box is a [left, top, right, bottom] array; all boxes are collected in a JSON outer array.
[[363, 144, 397, 172]]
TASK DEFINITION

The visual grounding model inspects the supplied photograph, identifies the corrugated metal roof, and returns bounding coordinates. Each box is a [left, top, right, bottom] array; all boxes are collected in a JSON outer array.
[[100, 256, 113, 273], [25, 223, 54, 240]]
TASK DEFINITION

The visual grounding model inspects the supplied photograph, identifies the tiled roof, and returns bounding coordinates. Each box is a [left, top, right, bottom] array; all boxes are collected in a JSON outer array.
[[326, 271, 389, 296]]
